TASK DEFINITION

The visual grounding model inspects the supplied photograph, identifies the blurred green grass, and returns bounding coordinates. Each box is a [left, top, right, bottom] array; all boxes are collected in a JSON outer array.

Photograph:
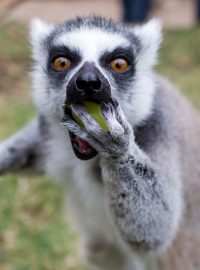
[[157, 27, 200, 109], [0, 22, 200, 270]]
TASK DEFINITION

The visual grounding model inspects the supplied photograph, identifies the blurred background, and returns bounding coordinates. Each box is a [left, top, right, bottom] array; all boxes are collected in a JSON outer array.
[[0, 0, 200, 269]]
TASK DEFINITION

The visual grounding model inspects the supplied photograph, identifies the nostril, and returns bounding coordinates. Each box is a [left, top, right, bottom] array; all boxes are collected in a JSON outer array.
[[92, 79, 101, 91], [76, 79, 88, 91]]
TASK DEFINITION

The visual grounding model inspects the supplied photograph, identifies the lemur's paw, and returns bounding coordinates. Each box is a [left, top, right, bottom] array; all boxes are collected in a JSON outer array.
[[0, 143, 26, 174], [62, 100, 134, 159]]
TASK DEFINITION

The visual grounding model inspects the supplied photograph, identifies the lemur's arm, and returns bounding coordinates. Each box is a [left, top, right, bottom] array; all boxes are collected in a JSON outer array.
[[0, 117, 46, 175], [62, 101, 182, 251], [100, 139, 182, 251]]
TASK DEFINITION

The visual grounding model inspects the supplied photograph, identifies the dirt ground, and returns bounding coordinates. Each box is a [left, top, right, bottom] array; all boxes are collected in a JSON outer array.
[[0, 0, 197, 28]]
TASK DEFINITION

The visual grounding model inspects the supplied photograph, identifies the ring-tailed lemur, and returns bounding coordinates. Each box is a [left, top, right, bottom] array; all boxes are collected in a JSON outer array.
[[0, 17, 200, 270]]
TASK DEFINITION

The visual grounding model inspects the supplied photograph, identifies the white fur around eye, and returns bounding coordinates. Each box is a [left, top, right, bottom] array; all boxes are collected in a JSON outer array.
[[119, 19, 162, 126]]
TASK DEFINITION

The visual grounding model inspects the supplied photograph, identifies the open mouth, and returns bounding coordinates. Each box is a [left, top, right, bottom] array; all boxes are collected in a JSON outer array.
[[64, 105, 98, 160], [69, 131, 97, 160]]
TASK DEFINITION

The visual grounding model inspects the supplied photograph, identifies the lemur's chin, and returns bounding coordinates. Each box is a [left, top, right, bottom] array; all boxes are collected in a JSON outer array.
[[69, 132, 97, 160]]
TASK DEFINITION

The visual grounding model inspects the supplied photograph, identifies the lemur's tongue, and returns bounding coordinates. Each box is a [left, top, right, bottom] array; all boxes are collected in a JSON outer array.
[[74, 135, 92, 155]]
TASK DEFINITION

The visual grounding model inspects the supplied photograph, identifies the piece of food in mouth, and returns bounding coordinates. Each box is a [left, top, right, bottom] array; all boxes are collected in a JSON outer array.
[[72, 101, 109, 132]]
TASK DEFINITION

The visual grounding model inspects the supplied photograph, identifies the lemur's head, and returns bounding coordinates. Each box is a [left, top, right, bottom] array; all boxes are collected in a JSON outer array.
[[30, 17, 162, 159]]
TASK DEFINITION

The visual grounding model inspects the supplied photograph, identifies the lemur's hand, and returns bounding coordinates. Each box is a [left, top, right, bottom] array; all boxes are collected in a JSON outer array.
[[0, 119, 45, 175], [0, 142, 23, 174], [62, 100, 134, 159]]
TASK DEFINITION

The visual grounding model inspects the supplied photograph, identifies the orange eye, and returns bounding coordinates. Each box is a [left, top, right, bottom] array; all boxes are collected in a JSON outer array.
[[52, 57, 72, 71], [110, 58, 129, 73]]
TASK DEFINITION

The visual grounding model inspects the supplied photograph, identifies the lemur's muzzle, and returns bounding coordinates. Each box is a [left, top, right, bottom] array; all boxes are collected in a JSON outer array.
[[64, 62, 111, 160], [66, 62, 111, 104]]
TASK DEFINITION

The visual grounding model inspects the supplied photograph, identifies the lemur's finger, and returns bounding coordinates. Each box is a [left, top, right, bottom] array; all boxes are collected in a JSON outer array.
[[100, 102, 124, 141], [112, 100, 132, 135], [62, 115, 93, 141]]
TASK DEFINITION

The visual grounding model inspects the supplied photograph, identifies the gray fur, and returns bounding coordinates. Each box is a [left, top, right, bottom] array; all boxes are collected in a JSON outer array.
[[0, 17, 200, 270], [0, 117, 45, 174]]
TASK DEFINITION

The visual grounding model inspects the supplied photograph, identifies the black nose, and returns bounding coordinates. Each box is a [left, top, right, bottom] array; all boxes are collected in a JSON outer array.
[[67, 62, 111, 104], [76, 70, 101, 92]]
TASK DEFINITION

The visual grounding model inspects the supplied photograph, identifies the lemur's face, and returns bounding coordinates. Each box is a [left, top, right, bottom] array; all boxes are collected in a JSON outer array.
[[30, 17, 161, 159], [48, 28, 135, 105]]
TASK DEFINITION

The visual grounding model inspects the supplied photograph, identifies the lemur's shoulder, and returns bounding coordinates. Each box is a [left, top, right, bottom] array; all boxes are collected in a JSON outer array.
[[135, 74, 200, 152]]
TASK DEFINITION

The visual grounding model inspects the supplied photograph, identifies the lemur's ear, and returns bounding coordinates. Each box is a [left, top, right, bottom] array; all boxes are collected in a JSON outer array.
[[133, 19, 162, 69], [30, 18, 55, 61]]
